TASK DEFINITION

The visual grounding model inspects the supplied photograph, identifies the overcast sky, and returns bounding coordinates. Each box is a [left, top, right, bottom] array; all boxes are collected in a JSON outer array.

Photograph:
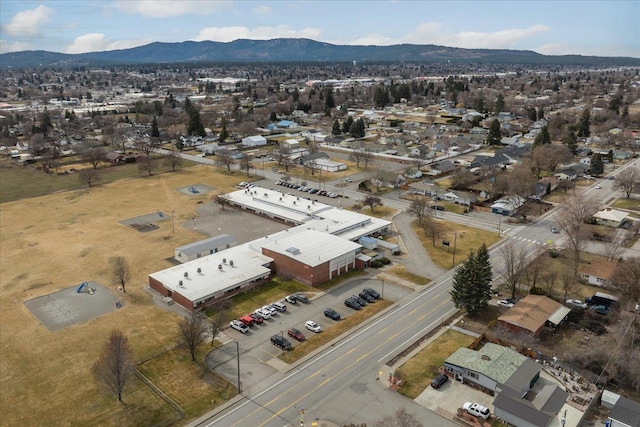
[[1, 0, 638, 57]]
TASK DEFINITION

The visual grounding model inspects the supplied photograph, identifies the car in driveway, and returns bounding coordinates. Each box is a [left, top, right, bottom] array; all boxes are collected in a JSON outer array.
[[591, 304, 610, 315], [566, 299, 588, 309], [305, 320, 322, 333], [324, 308, 341, 320], [431, 373, 448, 389], [463, 402, 491, 420], [497, 299, 514, 308], [344, 297, 362, 310], [362, 287, 381, 299], [230, 320, 249, 334], [270, 335, 292, 350], [287, 328, 306, 342]]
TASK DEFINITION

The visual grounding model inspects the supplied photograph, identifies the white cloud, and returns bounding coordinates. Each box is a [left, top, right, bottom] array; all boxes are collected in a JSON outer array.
[[252, 5, 272, 15], [0, 40, 31, 54], [348, 23, 550, 49], [194, 25, 322, 43], [66, 34, 151, 54], [113, 0, 231, 18], [1, 5, 54, 38]]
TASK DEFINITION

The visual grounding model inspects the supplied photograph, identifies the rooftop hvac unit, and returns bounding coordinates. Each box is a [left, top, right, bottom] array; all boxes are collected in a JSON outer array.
[[223, 258, 226, 264], [197, 267, 201, 273], [179, 280, 183, 287], [184, 272, 188, 277], [293, 201, 296, 205], [279, 197, 282, 201], [229, 260, 234, 266], [218, 264, 223, 270], [264, 193, 268, 197]]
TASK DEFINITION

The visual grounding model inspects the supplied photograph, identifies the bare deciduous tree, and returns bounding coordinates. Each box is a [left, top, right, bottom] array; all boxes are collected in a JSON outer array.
[[239, 155, 253, 177], [540, 271, 558, 296], [556, 193, 598, 273], [614, 167, 640, 198], [420, 215, 443, 246], [611, 256, 640, 304], [163, 150, 182, 172], [215, 193, 230, 211], [601, 234, 625, 261], [79, 167, 101, 187], [559, 268, 577, 302], [216, 150, 235, 172], [407, 199, 429, 222], [80, 145, 106, 169], [137, 156, 157, 176], [523, 249, 545, 290], [362, 195, 383, 212], [93, 330, 135, 402], [177, 312, 209, 362], [208, 301, 230, 346], [499, 242, 529, 299], [111, 256, 131, 293]]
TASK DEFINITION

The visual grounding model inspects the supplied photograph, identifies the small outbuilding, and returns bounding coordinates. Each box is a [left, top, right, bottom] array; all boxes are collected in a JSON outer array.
[[241, 135, 267, 147], [174, 234, 237, 263]]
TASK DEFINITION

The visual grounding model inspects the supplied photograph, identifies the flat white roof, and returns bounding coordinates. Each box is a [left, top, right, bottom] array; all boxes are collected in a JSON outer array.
[[261, 229, 361, 267], [150, 244, 272, 304]]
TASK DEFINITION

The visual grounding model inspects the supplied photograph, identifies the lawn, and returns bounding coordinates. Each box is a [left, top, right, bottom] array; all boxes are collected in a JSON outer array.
[[411, 220, 502, 269], [0, 164, 248, 426], [384, 264, 431, 285], [395, 329, 476, 399], [280, 299, 393, 363], [612, 197, 640, 211], [137, 346, 236, 426], [353, 204, 399, 220]]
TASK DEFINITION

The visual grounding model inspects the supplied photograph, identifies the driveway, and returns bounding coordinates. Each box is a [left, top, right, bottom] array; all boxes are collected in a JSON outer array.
[[394, 212, 448, 279], [414, 376, 495, 420]]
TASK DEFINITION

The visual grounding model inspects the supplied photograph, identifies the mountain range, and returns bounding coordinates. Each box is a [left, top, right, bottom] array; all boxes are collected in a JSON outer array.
[[2, 38, 639, 68]]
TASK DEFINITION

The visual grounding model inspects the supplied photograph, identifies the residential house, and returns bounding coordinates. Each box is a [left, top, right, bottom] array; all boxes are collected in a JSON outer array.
[[241, 135, 267, 147], [444, 343, 540, 395], [105, 151, 125, 164], [593, 208, 629, 227], [554, 168, 578, 181], [282, 139, 301, 149], [498, 295, 571, 338], [429, 160, 456, 175], [577, 147, 592, 157], [470, 153, 510, 170], [579, 259, 618, 287], [441, 190, 477, 206], [579, 157, 591, 166], [491, 196, 524, 216], [276, 120, 298, 129], [494, 377, 568, 427], [407, 180, 441, 197], [608, 396, 640, 427], [614, 150, 632, 160], [495, 145, 530, 164]]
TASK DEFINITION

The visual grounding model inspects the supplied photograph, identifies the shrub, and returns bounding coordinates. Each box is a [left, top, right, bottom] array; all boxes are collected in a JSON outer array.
[[530, 286, 546, 295], [380, 257, 391, 265], [371, 260, 383, 268]]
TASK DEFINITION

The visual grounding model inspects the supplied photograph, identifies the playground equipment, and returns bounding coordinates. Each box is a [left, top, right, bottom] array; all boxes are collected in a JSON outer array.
[[188, 186, 200, 194], [76, 281, 96, 295]]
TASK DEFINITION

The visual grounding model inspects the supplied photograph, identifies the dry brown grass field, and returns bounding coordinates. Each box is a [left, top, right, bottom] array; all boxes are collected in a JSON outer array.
[[0, 165, 244, 426]]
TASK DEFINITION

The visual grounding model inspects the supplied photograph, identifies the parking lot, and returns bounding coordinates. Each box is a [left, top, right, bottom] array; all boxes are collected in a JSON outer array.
[[205, 276, 413, 389]]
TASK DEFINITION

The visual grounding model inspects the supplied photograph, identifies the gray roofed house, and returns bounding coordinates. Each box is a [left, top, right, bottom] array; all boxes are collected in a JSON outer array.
[[444, 343, 533, 395], [430, 160, 456, 174], [470, 153, 510, 169], [494, 380, 568, 427], [608, 396, 640, 427], [299, 151, 330, 165], [175, 234, 237, 263]]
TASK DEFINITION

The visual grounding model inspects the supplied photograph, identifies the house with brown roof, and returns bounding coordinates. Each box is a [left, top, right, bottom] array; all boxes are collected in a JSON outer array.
[[498, 295, 571, 338], [579, 259, 617, 287], [105, 151, 124, 164]]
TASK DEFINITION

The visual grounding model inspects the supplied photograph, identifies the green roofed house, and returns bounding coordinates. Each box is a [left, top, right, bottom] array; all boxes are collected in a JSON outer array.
[[444, 343, 540, 396]]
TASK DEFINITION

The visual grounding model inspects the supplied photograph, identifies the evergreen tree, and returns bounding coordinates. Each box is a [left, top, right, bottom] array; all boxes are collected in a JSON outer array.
[[332, 119, 341, 135], [342, 116, 354, 134], [494, 93, 505, 113], [324, 87, 335, 109], [577, 108, 591, 137], [486, 119, 501, 145], [537, 107, 544, 120], [219, 122, 228, 143], [590, 153, 604, 176], [533, 125, 551, 146], [606, 149, 614, 163], [151, 116, 159, 138], [476, 243, 493, 286], [563, 129, 577, 154], [373, 86, 390, 108], [450, 250, 491, 314]]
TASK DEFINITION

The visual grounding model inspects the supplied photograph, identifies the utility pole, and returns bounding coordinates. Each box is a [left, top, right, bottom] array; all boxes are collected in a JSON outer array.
[[451, 232, 458, 268]]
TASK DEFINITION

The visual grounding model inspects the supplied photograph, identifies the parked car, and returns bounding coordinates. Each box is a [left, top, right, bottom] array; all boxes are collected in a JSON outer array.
[[249, 312, 264, 324], [591, 304, 610, 315], [550, 226, 560, 234], [239, 315, 254, 326], [293, 293, 309, 303], [345, 297, 362, 310], [270, 335, 292, 350], [271, 301, 287, 312], [463, 402, 491, 420], [351, 294, 367, 306], [287, 328, 306, 342], [566, 299, 588, 309], [363, 287, 381, 299], [431, 205, 445, 211], [305, 320, 322, 333], [431, 373, 448, 389], [255, 308, 271, 320], [497, 299, 514, 308], [285, 295, 298, 304], [358, 291, 376, 303], [345, 178, 353, 182], [262, 305, 277, 316], [230, 320, 249, 334], [324, 308, 341, 320]]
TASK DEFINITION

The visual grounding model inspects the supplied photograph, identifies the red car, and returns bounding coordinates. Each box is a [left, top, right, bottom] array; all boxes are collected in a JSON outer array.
[[239, 315, 255, 326], [249, 313, 263, 324], [287, 328, 306, 342]]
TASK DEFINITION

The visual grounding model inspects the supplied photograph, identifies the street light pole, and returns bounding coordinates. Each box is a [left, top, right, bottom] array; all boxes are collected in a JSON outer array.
[[235, 340, 241, 394]]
